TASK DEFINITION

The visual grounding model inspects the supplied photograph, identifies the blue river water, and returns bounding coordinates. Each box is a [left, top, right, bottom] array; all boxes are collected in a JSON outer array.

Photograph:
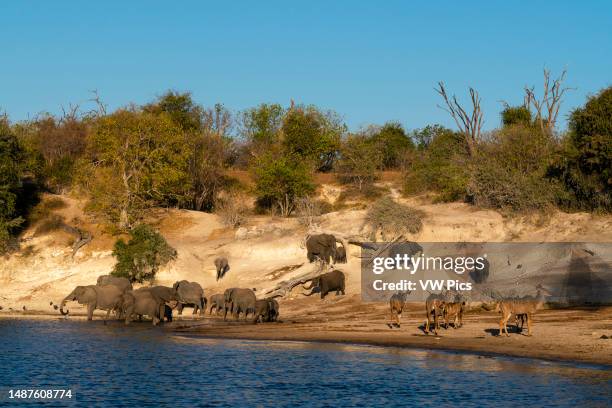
[[0, 318, 610, 407]]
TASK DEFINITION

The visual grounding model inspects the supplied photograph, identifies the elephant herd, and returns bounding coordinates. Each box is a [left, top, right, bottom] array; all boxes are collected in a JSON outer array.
[[57, 233, 350, 326], [58, 274, 280, 325]]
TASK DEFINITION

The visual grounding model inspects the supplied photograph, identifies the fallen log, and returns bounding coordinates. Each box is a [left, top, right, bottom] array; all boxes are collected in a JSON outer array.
[[60, 224, 92, 257], [257, 260, 331, 299]]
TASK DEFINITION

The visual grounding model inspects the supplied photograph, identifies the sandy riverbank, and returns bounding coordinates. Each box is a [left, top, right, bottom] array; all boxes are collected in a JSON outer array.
[[6, 298, 611, 367], [173, 300, 612, 366]]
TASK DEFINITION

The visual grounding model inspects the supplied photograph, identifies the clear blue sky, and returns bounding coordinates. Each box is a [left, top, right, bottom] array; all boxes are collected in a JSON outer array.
[[1, 1, 610, 132]]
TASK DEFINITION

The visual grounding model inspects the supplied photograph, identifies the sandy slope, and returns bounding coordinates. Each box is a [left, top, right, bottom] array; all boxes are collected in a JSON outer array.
[[1, 191, 611, 364]]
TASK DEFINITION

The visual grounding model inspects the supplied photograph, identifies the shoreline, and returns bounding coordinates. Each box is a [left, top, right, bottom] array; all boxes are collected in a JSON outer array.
[[175, 330, 612, 370], [172, 321, 612, 368], [3, 310, 611, 367]]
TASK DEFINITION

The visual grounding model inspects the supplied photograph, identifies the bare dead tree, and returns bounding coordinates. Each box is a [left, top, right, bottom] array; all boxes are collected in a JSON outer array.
[[435, 82, 483, 156], [88, 89, 107, 117], [524, 69, 573, 136], [60, 103, 80, 122], [202, 103, 232, 137]]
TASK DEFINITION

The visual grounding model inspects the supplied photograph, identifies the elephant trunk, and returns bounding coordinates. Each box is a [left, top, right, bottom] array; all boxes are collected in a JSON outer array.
[[59, 296, 71, 315], [301, 287, 318, 297], [302, 279, 315, 290]]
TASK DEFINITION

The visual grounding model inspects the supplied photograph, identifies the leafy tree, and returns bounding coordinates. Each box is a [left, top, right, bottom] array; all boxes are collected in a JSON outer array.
[[368, 122, 414, 169], [336, 134, 382, 190], [189, 132, 230, 211], [146, 93, 234, 212], [143, 91, 203, 132], [241, 103, 285, 154], [501, 106, 532, 128], [410, 124, 448, 150], [188, 103, 233, 211], [550, 87, 612, 210], [87, 109, 190, 229], [0, 117, 25, 250], [111, 224, 176, 283], [252, 153, 315, 216], [281, 105, 344, 171]]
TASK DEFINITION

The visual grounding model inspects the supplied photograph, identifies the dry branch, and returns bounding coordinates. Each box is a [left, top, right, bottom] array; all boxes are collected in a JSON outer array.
[[435, 82, 483, 156], [524, 69, 573, 135], [257, 260, 330, 299]]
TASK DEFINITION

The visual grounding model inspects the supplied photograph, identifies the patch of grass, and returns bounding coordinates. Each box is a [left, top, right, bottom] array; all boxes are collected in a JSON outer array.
[[215, 191, 250, 228], [34, 214, 66, 235], [28, 197, 67, 225], [365, 197, 424, 240], [337, 184, 388, 204], [21, 245, 37, 257]]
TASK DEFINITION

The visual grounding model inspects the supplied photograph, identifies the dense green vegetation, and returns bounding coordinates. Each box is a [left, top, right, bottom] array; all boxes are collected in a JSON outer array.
[[0, 116, 26, 251], [1, 80, 610, 251], [111, 224, 177, 283]]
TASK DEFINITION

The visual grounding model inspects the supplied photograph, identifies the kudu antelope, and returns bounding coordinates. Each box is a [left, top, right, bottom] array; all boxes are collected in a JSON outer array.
[[388, 291, 411, 328], [425, 293, 445, 335], [443, 301, 465, 329], [496, 285, 550, 337]]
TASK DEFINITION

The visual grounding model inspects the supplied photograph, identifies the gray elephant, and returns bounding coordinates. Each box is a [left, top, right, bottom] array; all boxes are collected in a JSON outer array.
[[121, 290, 162, 325], [302, 270, 346, 299], [136, 286, 178, 321], [223, 288, 256, 321], [208, 293, 225, 315], [214, 257, 230, 281], [253, 298, 280, 323], [96, 275, 133, 292], [306, 234, 346, 264], [253, 299, 270, 323], [173, 281, 206, 316], [59, 285, 124, 321], [267, 298, 280, 322], [334, 247, 347, 264]]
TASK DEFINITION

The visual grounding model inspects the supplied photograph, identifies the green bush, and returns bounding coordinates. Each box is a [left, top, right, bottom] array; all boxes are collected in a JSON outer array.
[[0, 118, 25, 252], [368, 122, 414, 169], [366, 197, 424, 240], [549, 87, 612, 211], [403, 128, 470, 202], [336, 135, 382, 191], [252, 153, 315, 216], [501, 106, 532, 128], [111, 224, 177, 283], [468, 126, 563, 212]]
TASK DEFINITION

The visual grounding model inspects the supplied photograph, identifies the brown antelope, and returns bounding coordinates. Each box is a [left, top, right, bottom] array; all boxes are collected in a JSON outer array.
[[425, 293, 445, 335], [388, 291, 411, 328], [443, 301, 465, 329], [497, 285, 550, 337]]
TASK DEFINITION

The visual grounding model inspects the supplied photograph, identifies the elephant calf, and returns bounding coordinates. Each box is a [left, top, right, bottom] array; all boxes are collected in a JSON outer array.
[[214, 257, 230, 281], [253, 298, 280, 323], [302, 270, 346, 299], [267, 298, 280, 322], [208, 293, 225, 315]]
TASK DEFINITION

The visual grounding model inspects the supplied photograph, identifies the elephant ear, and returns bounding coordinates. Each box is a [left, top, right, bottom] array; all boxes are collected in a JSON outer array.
[[173, 282, 180, 290]]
